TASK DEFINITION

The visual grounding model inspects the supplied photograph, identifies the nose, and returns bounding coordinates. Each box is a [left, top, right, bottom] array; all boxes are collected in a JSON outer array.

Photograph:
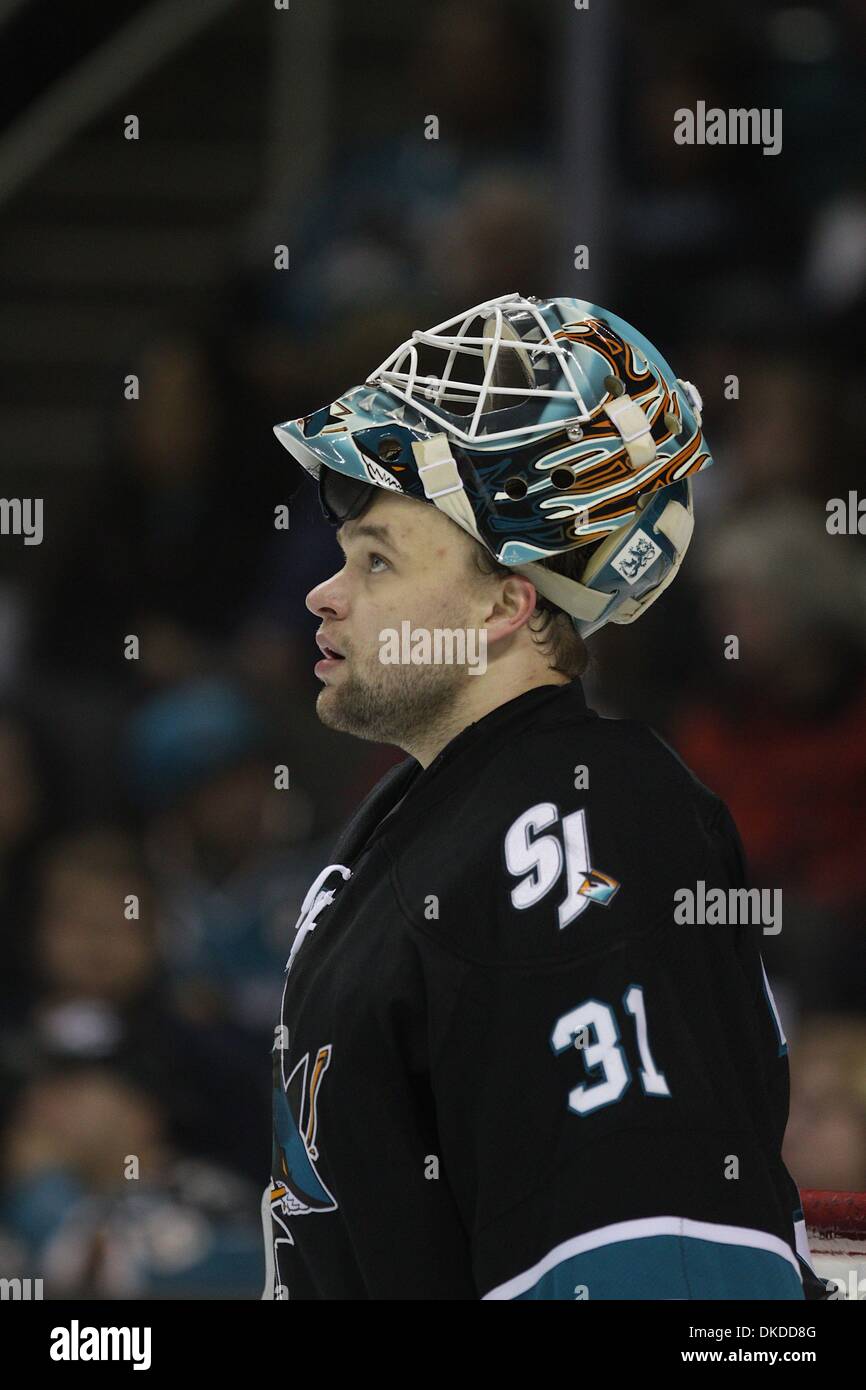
[[305, 565, 348, 619]]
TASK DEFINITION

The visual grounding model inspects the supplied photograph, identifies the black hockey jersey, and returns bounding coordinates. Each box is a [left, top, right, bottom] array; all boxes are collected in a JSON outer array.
[[262, 680, 823, 1300]]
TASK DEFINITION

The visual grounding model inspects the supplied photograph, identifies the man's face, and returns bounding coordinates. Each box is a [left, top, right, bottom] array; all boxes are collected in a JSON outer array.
[[305, 490, 485, 749]]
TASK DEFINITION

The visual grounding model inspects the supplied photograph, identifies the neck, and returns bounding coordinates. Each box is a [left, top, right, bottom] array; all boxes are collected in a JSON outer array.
[[403, 668, 571, 768]]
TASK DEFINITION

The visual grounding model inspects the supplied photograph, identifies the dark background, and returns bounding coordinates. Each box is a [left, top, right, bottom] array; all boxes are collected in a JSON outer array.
[[0, 0, 864, 1296]]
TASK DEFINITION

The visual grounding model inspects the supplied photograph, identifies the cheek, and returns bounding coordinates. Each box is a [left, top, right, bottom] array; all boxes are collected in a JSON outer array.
[[356, 559, 473, 640], [431, 571, 477, 623]]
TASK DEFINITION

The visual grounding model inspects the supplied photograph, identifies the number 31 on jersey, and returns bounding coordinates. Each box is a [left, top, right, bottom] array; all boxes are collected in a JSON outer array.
[[551, 986, 671, 1115]]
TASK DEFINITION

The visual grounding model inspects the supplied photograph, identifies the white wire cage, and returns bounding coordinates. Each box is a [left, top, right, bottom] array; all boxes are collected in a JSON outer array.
[[365, 292, 596, 445]]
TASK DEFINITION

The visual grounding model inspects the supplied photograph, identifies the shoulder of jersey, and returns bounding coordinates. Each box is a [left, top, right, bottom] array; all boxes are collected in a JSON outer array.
[[393, 716, 723, 964]]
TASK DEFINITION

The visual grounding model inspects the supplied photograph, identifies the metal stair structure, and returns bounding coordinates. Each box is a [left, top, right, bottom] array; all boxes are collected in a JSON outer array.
[[0, 0, 339, 517], [0, 0, 285, 506]]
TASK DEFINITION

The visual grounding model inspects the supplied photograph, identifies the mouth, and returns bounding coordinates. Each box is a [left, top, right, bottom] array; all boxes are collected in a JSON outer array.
[[315, 634, 347, 675], [316, 636, 345, 659]]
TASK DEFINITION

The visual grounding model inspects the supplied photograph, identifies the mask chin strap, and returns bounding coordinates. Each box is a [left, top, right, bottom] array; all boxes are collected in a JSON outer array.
[[410, 435, 694, 633]]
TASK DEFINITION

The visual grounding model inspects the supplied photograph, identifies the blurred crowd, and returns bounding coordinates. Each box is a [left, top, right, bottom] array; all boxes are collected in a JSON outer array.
[[0, 0, 864, 1296]]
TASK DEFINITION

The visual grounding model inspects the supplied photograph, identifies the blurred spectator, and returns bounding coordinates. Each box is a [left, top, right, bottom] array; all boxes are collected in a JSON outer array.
[[671, 499, 866, 1006], [0, 827, 269, 1185], [784, 1016, 866, 1193], [711, 355, 846, 506], [123, 678, 333, 1032], [0, 1066, 261, 1297], [423, 169, 558, 307], [30, 327, 283, 688], [804, 175, 866, 317], [250, 0, 551, 340], [0, 706, 65, 1005]]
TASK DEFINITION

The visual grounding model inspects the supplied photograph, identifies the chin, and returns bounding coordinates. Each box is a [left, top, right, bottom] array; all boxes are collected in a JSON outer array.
[[315, 683, 337, 711], [315, 684, 350, 730]]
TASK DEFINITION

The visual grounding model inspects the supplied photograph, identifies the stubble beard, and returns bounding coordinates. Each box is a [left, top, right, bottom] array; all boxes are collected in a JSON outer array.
[[315, 655, 470, 751]]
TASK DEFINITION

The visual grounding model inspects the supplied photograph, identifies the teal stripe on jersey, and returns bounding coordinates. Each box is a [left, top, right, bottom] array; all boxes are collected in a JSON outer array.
[[515, 1235, 805, 1300]]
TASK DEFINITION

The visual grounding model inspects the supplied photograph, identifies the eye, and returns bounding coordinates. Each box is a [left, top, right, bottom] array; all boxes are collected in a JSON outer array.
[[368, 552, 389, 573]]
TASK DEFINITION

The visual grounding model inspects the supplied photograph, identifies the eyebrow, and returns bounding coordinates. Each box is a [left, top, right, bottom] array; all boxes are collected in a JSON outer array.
[[335, 521, 401, 554]]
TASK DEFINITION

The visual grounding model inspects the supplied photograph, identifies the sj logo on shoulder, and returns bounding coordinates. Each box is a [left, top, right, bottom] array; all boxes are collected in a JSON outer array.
[[503, 803, 620, 930]]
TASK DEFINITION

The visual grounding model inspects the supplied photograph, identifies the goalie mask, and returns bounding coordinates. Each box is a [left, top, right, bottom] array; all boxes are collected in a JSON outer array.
[[273, 292, 713, 638]]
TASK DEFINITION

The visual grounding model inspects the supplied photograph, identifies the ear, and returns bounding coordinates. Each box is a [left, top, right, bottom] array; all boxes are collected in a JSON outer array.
[[483, 572, 539, 644]]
